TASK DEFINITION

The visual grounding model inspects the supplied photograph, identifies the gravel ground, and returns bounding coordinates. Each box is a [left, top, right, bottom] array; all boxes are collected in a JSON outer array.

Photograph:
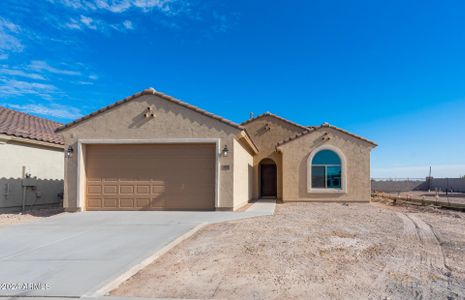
[[0, 208, 64, 229], [112, 200, 465, 299]]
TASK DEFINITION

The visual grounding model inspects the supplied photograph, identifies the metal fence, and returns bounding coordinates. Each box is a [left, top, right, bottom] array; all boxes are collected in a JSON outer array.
[[371, 177, 465, 193]]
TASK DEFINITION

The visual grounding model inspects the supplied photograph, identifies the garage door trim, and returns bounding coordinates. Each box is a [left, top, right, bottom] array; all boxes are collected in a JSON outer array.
[[75, 138, 220, 211]]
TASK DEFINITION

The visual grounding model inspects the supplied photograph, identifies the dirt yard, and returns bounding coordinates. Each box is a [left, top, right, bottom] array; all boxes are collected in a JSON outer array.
[[385, 190, 465, 205], [0, 208, 64, 229], [112, 200, 465, 299]]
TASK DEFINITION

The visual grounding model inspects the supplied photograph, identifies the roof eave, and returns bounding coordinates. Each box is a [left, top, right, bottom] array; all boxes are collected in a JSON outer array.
[[276, 124, 377, 148], [241, 112, 308, 131], [324, 124, 377, 147], [238, 130, 259, 154], [56, 88, 244, 132], [0, 133, 65, 149]]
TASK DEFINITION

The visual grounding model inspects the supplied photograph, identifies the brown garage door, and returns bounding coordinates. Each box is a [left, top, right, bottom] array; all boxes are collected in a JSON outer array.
[[85, 143, 216, 211]]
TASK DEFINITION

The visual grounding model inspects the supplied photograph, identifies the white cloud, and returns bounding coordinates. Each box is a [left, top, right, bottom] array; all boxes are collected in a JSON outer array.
[[0, 60, 98, 98], [29, 60, 81, 76], [65, 18, 82, 30], [0, 68, 46, 80], [5, 103, 82, 120], [1, 59, 97, 87], [65, 15, 133, 32], [75, 80, 94, 85], [0, 19, 20, 32], [132, 0, 174, 13], [0, 79, 58, 100], [110, 20, 136, 32], [48, 0, 95, 10], [95, 0, 132, 13], [122, 20, 134, 30], [0, 18, 24, 55], [53, 0, 179, 14], [51, 0, 227, 35], [65, 15, 101, 31], [80, 15, 97, 30]]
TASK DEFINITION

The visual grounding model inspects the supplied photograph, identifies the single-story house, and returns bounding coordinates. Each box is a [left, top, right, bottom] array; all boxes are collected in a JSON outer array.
[[57, 88, 376, 211], [0, 106, 64, 212]]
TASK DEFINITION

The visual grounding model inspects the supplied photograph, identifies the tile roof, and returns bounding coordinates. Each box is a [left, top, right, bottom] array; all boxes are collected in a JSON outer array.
[[0, 106, 64, 145], [276, 123, 377, 147], [241, 112, 309, 130], [56, 88, 244, 132]]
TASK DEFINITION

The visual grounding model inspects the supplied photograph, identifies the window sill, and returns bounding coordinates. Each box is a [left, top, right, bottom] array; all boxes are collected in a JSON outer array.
[[308, 188, 346, 194]]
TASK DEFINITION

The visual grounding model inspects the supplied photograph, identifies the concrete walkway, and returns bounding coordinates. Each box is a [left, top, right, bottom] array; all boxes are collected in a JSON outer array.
[[0, 200, 275, 298]]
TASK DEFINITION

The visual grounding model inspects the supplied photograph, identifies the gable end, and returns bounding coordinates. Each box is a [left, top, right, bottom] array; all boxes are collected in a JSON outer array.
[[56, 88, 244, 132]]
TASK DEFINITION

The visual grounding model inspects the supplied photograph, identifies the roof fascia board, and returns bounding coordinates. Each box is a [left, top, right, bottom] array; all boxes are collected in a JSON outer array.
[[0, 134, 65, 149], [237, 130, 259, 154]]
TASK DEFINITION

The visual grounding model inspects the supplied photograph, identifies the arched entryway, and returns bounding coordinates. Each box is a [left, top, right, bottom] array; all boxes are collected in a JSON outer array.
[[260, 158, 277, 198]]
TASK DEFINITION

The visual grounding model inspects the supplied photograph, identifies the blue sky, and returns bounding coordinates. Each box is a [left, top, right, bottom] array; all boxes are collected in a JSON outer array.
[[1, 0, 464, 178]]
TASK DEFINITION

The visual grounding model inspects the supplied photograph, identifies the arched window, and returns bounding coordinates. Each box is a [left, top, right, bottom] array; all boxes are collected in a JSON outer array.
[[311, 149, 342, 189]]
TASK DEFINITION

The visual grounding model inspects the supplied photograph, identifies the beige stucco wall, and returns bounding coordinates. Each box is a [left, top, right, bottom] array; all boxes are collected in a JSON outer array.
[[242, 116, 305, 199], [0, 139, 64, 179], [60, 94, 243, 211], [232, 139, 253, 209], [0, 138, 64, 211], [278, 128, 374, 202]]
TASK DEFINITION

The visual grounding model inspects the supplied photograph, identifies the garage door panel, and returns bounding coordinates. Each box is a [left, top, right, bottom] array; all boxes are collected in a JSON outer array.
[[119, 185, 134, 194], [87, 185, 102, 194], [87, 178, 101, 183], [135, 198, 151, 208], [103, 185, 118, 194], [136, 185, 151, 195], [103, 198, 118, 208], [119, 198, 134, 208], [87, 198, 102, 208], [85, 143, 215, 211], [151, 185, 165, 193], [102, 178, 118, 183], [150, 197, 166, 208]]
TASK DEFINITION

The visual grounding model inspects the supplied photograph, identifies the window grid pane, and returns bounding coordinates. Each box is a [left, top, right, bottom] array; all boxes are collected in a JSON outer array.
[[311, 166, 326, 188], [311, 150, 342, 190], [326, 166, 341, 189]]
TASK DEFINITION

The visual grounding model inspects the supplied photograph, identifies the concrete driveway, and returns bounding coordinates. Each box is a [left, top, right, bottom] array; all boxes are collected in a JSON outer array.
[[0, 201, 274, 298]]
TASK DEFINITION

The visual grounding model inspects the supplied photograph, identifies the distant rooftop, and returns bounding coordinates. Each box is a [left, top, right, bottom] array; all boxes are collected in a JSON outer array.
[[0, 106, 64, 145]]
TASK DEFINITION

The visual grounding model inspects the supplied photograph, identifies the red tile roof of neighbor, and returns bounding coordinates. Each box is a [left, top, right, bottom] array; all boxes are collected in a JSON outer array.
[[0, 106, 64, 145]]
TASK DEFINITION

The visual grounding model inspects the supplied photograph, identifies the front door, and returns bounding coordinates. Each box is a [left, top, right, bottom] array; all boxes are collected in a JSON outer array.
[[260, 164, 277, 197]]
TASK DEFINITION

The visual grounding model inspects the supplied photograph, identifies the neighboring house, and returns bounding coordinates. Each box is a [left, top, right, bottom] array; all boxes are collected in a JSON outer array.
[[57, 88, 376, 212], [0, 106, 65, 212]]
